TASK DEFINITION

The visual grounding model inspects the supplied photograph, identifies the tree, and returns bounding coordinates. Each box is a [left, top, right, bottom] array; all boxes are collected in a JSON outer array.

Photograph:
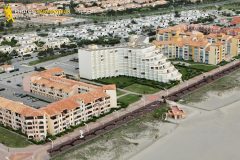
[[6, 20, 13, 28], [0, 22, 5, 27], [174, 11, 181, 18]]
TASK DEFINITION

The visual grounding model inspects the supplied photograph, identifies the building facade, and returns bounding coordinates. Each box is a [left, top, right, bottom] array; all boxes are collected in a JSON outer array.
[[40, 89, 113, 135], [78, 36, 182, 82], [0, 68, 119, 141], [154, 24, 240, 65], [0, 97, 47, 141]]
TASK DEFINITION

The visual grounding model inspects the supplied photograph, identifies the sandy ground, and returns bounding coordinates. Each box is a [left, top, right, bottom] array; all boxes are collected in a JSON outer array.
[[130, 99, 240, 160], [183, 88, 240, 110]]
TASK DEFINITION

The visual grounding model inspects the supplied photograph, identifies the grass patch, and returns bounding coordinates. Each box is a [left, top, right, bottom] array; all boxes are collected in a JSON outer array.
[[97, 76, 134, 88], [117, 94, 142, 108], [0, 127, 31, 148], [173, 61, 218, 81], [96, 76, 179, 90], [117, 89, 125, 96], [152, 106, 169, 119], [190, 64, 218, 72], [124, 83, 160, 94], [174, 65, 203, 81]]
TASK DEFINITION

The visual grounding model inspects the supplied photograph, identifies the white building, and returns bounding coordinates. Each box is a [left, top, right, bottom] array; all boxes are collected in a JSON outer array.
[[78, 36, 182, 82], [0, 46, 13, 53]]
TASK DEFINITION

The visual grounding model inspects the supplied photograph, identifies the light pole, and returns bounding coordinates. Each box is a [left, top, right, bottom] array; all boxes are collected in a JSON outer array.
[[79, 129, 84, 139], [164, 88, 169, 97], [84, 123, 89, 132], [48, 138, 53, 149], [142, 95, 146, 107]]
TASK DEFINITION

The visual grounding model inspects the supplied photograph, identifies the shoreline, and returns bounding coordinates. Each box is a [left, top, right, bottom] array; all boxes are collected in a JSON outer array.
[[130, 70, 240, 160]]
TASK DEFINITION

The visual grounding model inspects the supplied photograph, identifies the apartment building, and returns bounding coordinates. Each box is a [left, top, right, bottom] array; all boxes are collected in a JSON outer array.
[[0, 97, 48, 141], [78, 36, 182, 82], [40, 88, 113, 135], [154, 25, 240, 65], [230, 35, 240, 57], [0, 68, 117, 141], [23, 67, 117, 111], [0, 85, 116, 141], [23, 68, 117, 104]]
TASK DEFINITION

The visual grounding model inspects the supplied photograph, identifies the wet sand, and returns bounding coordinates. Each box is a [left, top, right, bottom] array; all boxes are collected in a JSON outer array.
[[131, 100, 240, 160]]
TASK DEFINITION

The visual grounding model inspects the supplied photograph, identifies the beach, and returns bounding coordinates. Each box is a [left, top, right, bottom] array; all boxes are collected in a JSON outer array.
[[131, 70, 240, 160], [131, 100, 240, 160]]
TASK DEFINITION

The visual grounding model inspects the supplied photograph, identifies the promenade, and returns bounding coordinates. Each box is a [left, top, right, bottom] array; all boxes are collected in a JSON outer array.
[[1, 59, 240, 160]]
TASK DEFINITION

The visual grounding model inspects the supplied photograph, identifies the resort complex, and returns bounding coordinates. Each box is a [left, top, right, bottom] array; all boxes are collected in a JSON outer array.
[[79, 36, 182, 82], [0, 68, 117, 141], [154, 24, 240, 65], [1, 0, 240, 159]]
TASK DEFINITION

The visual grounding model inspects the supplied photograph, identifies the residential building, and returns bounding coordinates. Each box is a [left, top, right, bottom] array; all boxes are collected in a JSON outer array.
[[78, 36, 182, 82], [154, 25, 240, 64], [0, 67, 118, 141], [0, 45, 13, 53], [0, 97, 48, 141], [23, 68, 117, 107], [40, 88, 114, 135]]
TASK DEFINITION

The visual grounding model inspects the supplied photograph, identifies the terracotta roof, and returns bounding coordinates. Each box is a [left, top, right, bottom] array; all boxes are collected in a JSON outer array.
[[41, 90, 109, 116], [231, 16, 240, 25], [30, 68, 100, 93], [0, 97, 44, 117], [168, 106, 185, 115], [157, 24, 187, 34], [102, 84, 116, 90]]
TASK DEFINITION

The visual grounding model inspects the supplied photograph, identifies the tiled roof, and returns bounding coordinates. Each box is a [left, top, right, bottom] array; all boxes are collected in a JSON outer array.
[[30, 68, 100, 93], [41, 89, 109, 116], [0, 97, 44, 117]]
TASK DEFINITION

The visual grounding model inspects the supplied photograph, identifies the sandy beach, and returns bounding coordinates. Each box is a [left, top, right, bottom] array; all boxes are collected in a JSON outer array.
[[131, 70, 240, 160], [131, 100, 240, 160]]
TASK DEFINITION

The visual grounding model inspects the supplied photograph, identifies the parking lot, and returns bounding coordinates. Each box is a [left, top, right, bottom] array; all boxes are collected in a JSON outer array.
[[35, 53, 80, 79], [0, 65, 34, 89], [0, 54, 79, 108], [0, 64, 50, 108], [0, 83, 49, 108]]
